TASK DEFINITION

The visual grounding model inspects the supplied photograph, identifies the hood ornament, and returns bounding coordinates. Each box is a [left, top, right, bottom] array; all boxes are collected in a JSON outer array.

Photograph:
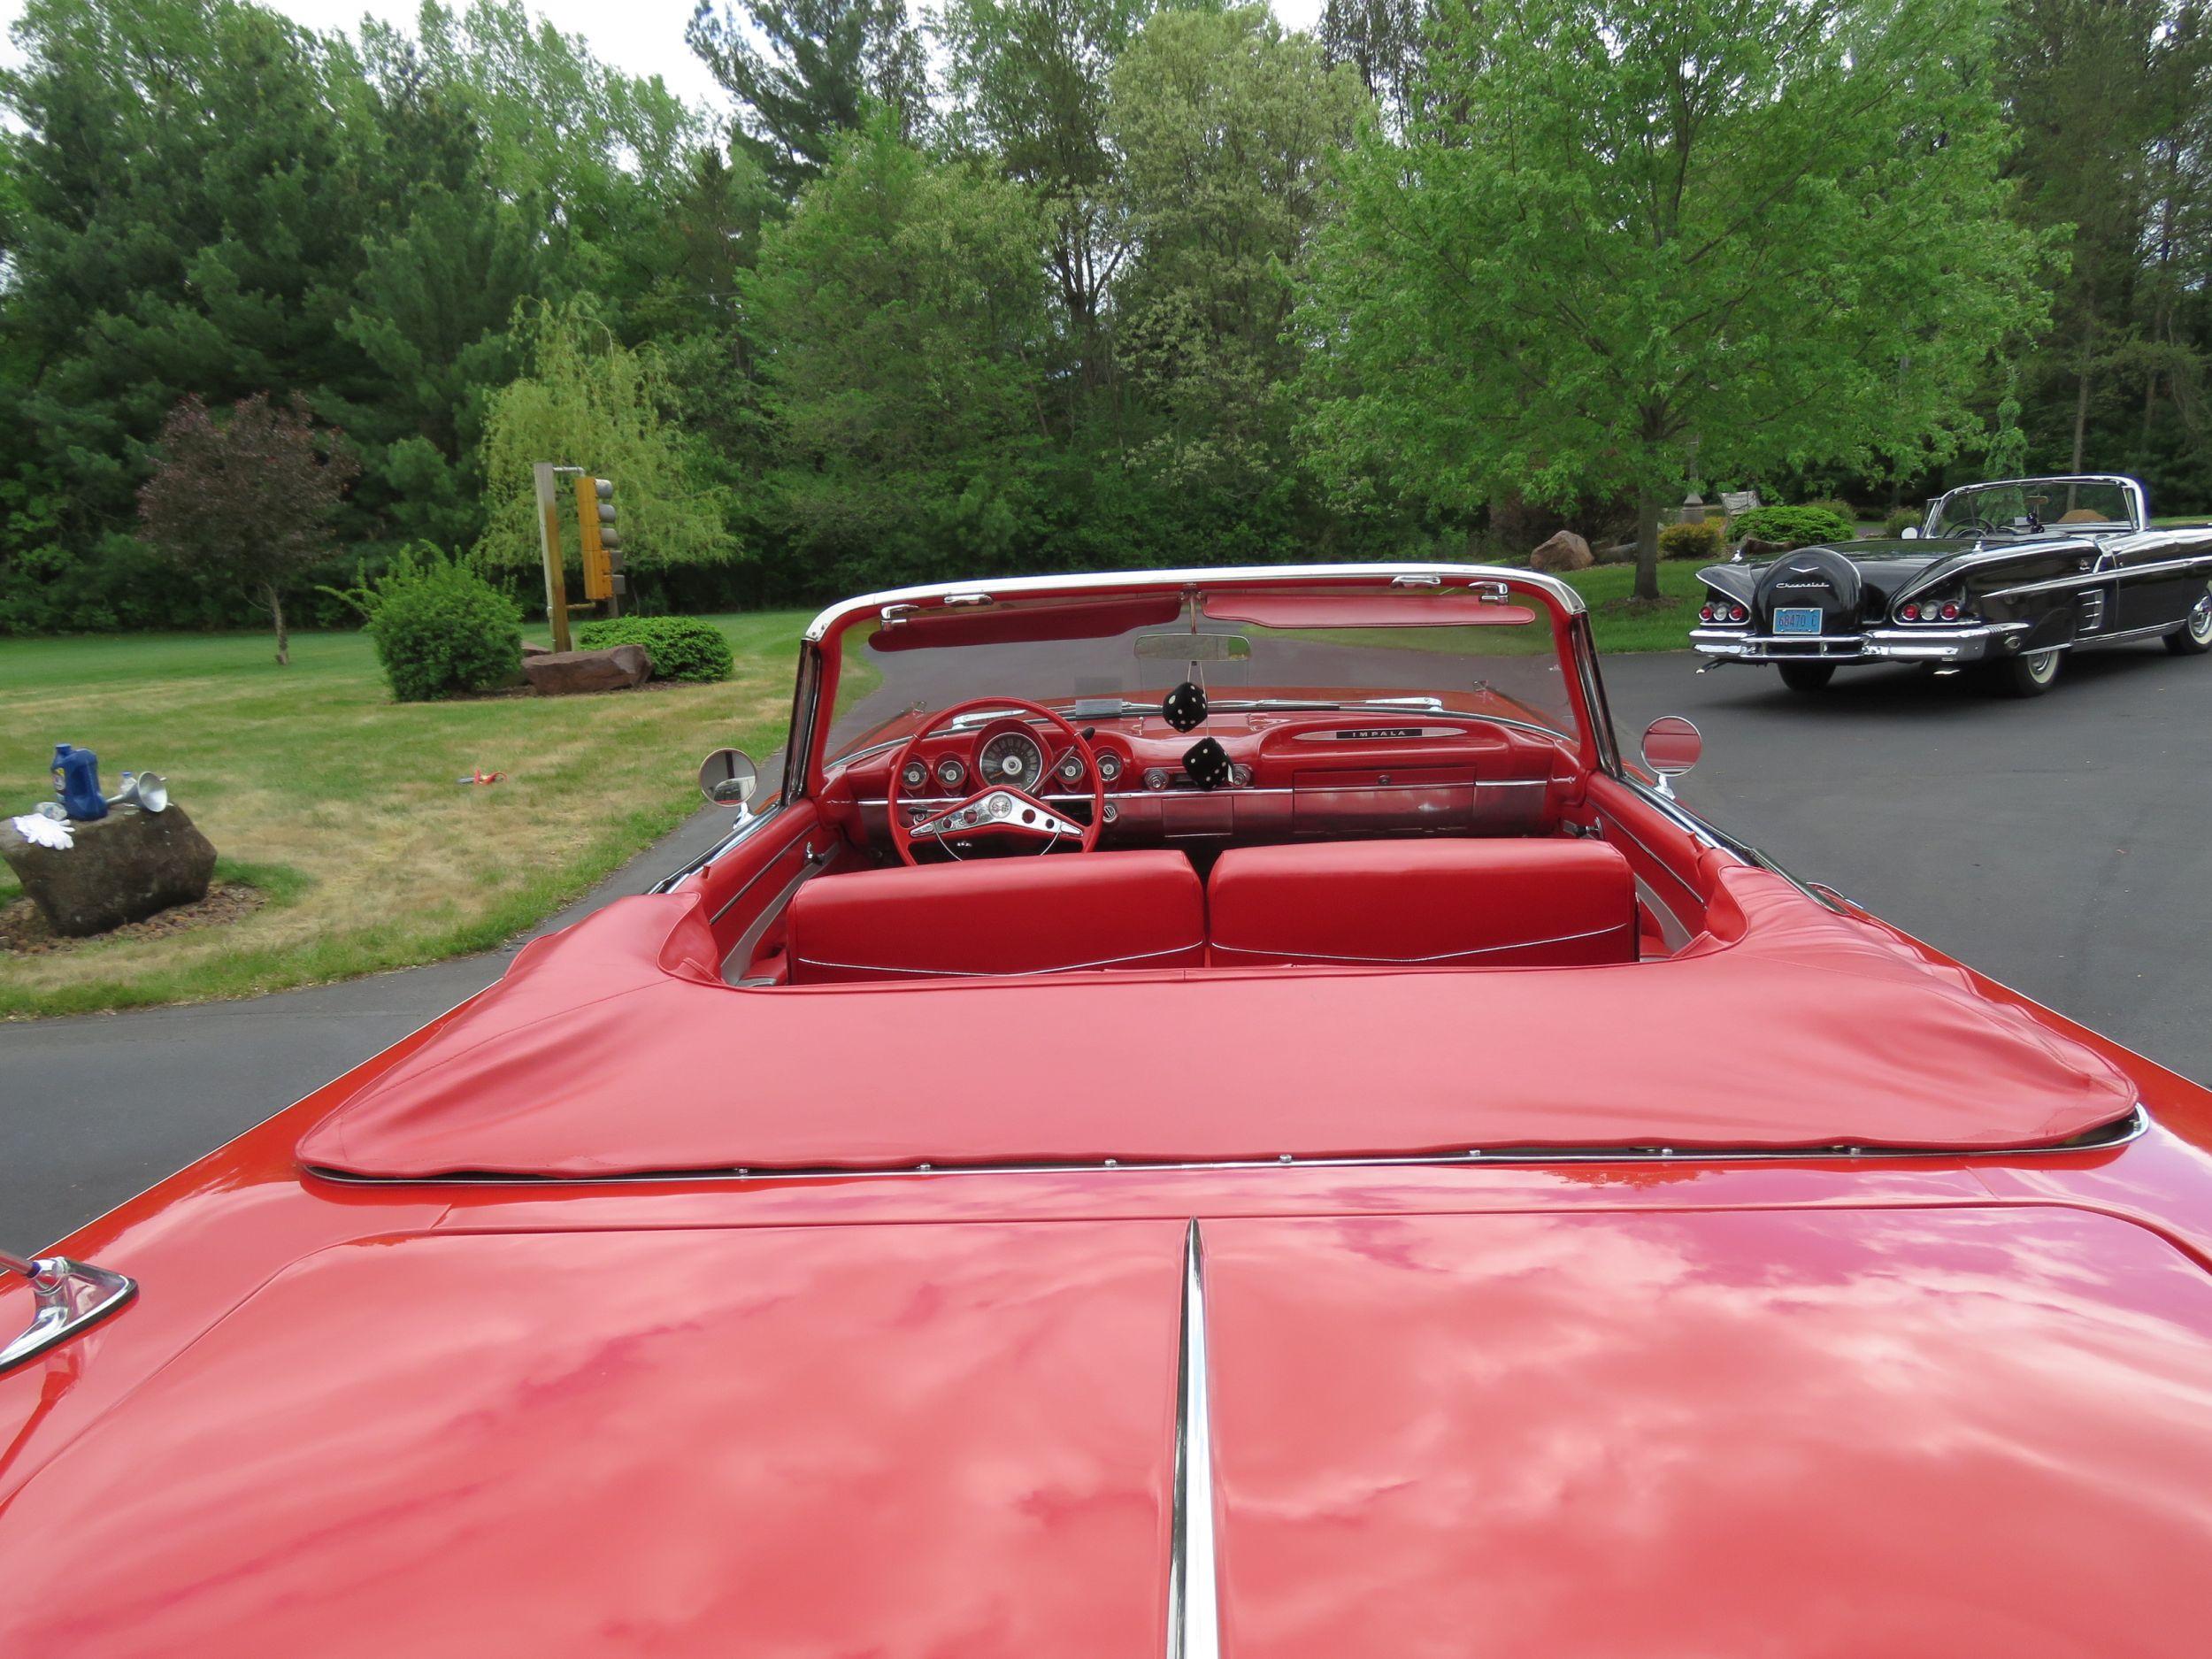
[[1, 1248, 136, 1372]]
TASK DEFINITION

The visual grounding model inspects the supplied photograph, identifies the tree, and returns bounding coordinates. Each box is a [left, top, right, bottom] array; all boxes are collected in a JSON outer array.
[[476, 302, 741, 592], [1110, 7, 1367, 520], [1, 0, 377, 565], [137, 395, 361, 663], [2000, 0, 2212, 495], [1317, 0, 1427, 130], [935, 0, 1151, 394], [743, 115, 1054, 589], [1301, 0, 2049, 599], [687, 0, 927, 198], [329, 186, 548, 550]]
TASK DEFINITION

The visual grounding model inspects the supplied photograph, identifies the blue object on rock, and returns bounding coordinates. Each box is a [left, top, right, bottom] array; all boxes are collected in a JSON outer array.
[[50, 743, 108, 822]]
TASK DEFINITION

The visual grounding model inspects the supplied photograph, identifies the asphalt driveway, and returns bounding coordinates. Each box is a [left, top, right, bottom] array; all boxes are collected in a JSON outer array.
[[4, 641, 2208, 1254]]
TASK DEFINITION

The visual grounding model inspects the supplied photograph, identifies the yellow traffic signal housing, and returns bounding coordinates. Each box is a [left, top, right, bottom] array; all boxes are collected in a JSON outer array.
[[575, 476, 620, 601]]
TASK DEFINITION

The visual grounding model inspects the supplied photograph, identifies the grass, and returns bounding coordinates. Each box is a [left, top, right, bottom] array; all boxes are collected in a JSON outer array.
[[1558, 559, 1710, 652], [0, 612, 807, 1018]]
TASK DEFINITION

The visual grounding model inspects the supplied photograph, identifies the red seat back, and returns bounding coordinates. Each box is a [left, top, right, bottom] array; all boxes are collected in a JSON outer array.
[[785, 851, 1207, 984], [1207, 838, 1638, 968]]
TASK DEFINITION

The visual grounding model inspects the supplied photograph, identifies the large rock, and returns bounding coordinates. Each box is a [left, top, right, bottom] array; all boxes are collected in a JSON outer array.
[[523, 644, 652, 695], [1529, 530, 1594, 572], [2, 803, 218, 937]]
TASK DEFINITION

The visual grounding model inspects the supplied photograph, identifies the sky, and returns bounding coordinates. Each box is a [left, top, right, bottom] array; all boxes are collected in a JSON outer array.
[[0, 0, 1332, 119]]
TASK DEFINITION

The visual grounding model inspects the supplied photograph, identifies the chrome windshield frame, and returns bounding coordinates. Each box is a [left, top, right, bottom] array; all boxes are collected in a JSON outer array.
[[795, 565, 1594, 800]]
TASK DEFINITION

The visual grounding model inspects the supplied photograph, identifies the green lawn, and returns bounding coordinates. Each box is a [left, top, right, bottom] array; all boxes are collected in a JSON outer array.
[[0, 613, 808, 1018], [1560, 558, 1710, 651]]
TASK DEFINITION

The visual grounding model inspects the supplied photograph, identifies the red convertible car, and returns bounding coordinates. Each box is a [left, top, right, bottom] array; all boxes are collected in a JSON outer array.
[[6, 565, 2212, 1656]]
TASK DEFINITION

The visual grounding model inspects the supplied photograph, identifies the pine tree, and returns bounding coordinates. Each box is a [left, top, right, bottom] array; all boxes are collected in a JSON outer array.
[[687, 0, 927, 199]]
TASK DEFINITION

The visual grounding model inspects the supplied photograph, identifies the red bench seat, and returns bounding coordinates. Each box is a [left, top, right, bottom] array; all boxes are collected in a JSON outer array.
[[1206, 838, 1638, 968]]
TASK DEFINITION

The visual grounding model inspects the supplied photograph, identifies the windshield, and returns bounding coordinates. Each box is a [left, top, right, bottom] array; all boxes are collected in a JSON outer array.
[[818, 582, 1586, 765], [1933, 480, 2133, 536]]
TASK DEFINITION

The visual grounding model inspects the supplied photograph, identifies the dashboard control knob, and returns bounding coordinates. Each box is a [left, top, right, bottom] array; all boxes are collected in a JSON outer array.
[[1144, 768, 1168, 791]]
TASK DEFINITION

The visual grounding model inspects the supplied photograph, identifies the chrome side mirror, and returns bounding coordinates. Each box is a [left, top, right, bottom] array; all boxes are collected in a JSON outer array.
[[697, 748, 759, 808], [1640, 715, 1702, 798]]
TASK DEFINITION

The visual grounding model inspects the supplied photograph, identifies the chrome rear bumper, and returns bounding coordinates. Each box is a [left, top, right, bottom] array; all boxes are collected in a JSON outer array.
[[1689, 621, 2031, 666]]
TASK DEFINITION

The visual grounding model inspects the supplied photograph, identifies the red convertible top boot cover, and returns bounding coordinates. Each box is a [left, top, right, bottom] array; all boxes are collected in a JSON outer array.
[[296, 864, 2138, 1179]]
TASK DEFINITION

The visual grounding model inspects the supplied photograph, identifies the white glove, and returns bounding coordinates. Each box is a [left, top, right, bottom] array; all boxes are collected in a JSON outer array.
[[11, 814, 73, 849]]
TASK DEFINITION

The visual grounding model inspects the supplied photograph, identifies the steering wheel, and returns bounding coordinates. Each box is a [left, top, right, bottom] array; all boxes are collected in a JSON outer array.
[[888, 697, 1104, 865]]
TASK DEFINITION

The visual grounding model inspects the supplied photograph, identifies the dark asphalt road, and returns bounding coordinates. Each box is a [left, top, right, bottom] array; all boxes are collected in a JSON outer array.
[[4, 640, 2207, 1253]]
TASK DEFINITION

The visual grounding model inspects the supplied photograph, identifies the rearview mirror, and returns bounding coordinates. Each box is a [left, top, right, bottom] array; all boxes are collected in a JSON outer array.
[[1640, 716, 1702, 798], [698, 748, 759, 808], [1133, 633, 1251, 662]]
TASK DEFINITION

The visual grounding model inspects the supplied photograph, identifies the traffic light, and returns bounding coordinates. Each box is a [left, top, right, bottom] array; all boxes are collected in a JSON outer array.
[[575, 476, 622, 601]]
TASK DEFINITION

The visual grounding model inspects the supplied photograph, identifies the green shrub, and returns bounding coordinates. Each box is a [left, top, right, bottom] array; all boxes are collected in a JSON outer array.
[[1727, 503, 1857, 550], [575, 615, 734, 683], [1658, 519, 1725, 561], [349, 545, 524, 703], [1882, 507, 1919, 538], [1803, 496, 1860, 526]]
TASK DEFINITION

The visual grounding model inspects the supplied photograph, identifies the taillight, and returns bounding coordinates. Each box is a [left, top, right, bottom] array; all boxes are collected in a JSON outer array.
[[1699, 603, 1715, 622], [1900, 603, 1921, 621], [1730, 604, 1747, 622], [1939, 602, 1960, 621]]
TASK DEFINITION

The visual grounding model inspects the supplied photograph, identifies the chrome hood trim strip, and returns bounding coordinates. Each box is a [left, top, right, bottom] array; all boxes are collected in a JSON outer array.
[[1169, 1220, 1220, 1659]]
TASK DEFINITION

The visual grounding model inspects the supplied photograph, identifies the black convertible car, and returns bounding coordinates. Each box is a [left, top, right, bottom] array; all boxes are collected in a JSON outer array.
[[1690, 474, 2212, 695]]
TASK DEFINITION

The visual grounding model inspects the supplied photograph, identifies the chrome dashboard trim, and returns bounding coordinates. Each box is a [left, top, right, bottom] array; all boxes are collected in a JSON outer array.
[[859, 779, 1549, 810], [803, 563, 1587, 641], [1168, 1219, 1220, 1659], [307, 1106, 2149, 1187]]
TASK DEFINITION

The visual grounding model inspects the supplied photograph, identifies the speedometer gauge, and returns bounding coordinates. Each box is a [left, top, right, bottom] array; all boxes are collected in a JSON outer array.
[[977, 731, 1044, 793]]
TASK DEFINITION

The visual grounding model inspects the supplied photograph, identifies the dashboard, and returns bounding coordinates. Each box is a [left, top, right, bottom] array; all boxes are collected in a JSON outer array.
[[833, 709, 1572, 849]]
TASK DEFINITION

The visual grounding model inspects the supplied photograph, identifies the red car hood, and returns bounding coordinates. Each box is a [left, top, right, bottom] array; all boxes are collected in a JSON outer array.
[[4, 1204, 2210, 1656]]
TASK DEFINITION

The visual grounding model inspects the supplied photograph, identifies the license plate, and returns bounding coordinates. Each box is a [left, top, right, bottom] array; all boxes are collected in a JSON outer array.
[[1773, 608, 1824, 635]]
